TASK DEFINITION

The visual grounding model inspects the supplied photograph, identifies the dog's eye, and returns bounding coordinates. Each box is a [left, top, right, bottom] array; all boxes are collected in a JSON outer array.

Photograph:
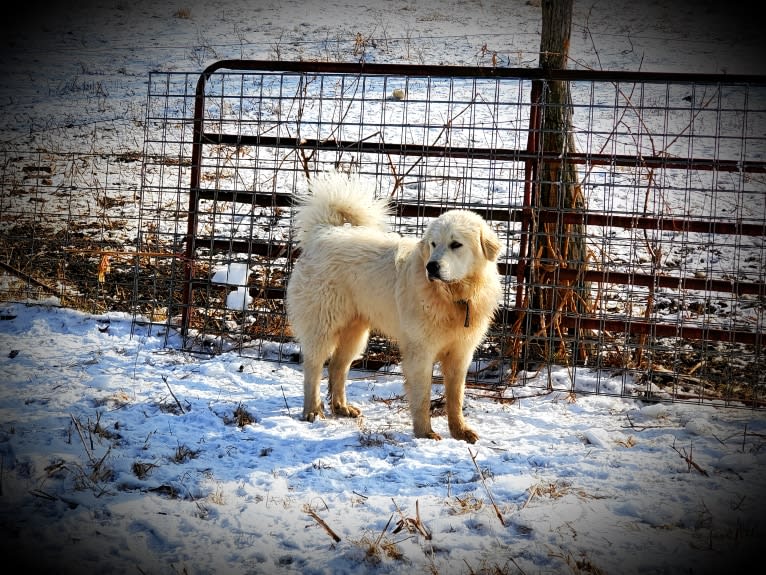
[[430, 241, 436, 248], [450, 241, 462, 250]]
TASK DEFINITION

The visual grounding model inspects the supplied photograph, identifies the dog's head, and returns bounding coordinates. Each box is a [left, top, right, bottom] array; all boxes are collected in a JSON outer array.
[[421, 210, 501, 283]]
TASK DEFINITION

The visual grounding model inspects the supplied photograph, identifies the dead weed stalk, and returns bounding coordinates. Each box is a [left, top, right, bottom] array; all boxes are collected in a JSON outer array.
[[469, 448, 506, 527]]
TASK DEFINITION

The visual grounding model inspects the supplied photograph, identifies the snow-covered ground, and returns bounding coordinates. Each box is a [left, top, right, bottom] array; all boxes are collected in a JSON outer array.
[[1, 1, 765, 573], [2, 300, 765, 574]]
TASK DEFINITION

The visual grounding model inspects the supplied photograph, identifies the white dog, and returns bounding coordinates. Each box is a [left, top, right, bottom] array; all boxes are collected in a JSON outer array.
[[285, 171, 502, 442]]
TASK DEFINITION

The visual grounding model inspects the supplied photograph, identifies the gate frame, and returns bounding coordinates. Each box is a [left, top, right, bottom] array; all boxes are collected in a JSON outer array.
[[181, 60, 765, 352]]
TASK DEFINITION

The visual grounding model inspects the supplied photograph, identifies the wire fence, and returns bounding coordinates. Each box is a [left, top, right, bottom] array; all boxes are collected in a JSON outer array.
[[0, 149, 143, 311], [2, 61, 764, 408]]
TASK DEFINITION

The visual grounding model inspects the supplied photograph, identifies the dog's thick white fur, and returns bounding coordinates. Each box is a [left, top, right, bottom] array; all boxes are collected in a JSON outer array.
[[286, 171, 502, 442]]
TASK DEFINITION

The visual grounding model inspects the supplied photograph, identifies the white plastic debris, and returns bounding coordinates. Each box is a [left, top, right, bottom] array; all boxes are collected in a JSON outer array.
[[226, 286, 253, 311], [211, 263, 251, 286]]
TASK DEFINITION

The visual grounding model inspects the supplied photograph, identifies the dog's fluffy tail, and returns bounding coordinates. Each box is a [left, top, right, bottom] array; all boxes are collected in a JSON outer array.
[[292, 171, 391, 246]]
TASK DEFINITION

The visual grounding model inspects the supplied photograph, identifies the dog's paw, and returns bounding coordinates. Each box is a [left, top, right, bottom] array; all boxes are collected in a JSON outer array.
[[332, 403, 361, 418], [303, 409, 324, 423], [415, 430, 442, 441], [451, 427, 479, 444]]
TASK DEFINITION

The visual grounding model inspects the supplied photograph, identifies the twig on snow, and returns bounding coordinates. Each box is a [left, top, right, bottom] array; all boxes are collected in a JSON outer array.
[[391, 498, 431, 540], [161, 375, 186, 414], [70, 414, 94, 463], [280, 385, 291, 416], [468, 448, 506, 527], [671, 439, 709, 477], [376, 513, 394, 546], [623, 412, 670, 431], [305, 506, 341, 542]]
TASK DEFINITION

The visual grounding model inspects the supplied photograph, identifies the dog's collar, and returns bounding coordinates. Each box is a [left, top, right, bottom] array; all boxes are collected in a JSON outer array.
[[457, 299, 470, 328]]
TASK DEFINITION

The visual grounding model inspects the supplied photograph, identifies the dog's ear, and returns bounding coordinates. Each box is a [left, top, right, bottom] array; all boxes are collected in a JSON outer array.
[[418, 238, 430, 260], [480, 224, 501, 261]]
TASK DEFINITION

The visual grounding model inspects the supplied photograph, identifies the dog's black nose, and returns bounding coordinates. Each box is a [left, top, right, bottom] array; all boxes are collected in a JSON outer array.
[[426, 260, 440, 280]]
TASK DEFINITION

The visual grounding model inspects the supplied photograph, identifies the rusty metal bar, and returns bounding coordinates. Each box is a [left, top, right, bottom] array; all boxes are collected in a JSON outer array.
[[199, 133, 766, 174], [192, 234, 764, 299], [200, 59, 766, 85], [181, 71, 210, 336], [497, 312, 761, 347], [517, 79, 543, 310], [552, 267, 763, 297], [557, 315, 762, 347], [192, 188, 766, 237], [532, 209, 765, 237]]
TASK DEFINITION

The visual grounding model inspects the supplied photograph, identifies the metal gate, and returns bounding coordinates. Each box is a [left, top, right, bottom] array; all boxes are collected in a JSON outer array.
[[135, 61, 766, 407]]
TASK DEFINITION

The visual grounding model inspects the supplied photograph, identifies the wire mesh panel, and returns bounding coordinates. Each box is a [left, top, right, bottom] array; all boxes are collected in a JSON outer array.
[[519, 78, 765, 406], [0, 150, 143, 311], [133, 73, 197, 332], [135, 61, 765, 408]]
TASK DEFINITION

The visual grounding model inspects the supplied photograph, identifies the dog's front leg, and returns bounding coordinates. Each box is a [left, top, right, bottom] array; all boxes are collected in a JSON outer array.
[[441, 350, 478, 443], [402, 350, 441, 440]]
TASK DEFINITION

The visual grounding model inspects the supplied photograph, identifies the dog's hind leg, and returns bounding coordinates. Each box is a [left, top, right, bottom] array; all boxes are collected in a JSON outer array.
[[301, 340, 331, 422], [327, 318, 368, 418]]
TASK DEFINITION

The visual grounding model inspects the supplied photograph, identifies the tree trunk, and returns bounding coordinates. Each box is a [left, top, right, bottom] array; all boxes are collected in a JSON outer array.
[[530, 0, 591, 364]]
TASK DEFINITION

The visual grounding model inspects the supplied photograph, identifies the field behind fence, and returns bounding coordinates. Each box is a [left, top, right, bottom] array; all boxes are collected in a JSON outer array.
[[1, 62, 764, 408]]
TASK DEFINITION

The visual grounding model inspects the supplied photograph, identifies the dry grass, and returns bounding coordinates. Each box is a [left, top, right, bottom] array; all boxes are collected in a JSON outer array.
[[391, 499, 431, 540], [549, 550, 606, 575], [462, 558, 527, 575], [222, 402, 256, 427], [353, 513, 405, 565], [447, 492, 485, 515], [356, 531, 405, 564], [172, 443, 199, 464], [522, 479, 572, 510], [131, 461, 159, 480]]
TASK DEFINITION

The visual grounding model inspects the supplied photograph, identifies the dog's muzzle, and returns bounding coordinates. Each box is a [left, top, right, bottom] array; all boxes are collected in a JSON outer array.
[[426, 260, 442, 281]]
